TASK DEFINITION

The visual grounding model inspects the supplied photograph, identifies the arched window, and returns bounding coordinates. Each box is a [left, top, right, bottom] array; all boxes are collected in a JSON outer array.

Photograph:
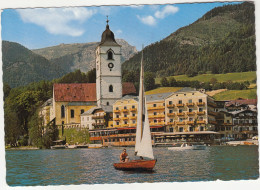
[[109, 85, 113, 92], [61, 105, 65, 118], [107, 51, 113, 60]]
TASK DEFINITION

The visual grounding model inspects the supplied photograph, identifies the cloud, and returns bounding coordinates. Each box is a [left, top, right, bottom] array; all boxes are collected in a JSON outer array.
[[16, 7, 97, 36], [116, 29, 123, 35], [130, 5, 144, 9], [154, 5, 179, 19], [137, 15, 156, 26]]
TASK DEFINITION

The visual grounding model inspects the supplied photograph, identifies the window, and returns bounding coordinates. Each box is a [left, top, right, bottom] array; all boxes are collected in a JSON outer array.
[[153, 104, 157, 107], [124, 106, 127, 109], [108, 51, 113, 60], [109, 85, 113, 92], [169, 109, 173, 113], [116, 115, 119, 118], [178, 100, 182, 104], [132, 105, 135, 108], [189, 127, 194, 131], [133, 120, 136, 124], [124, 121, 128, 124], [199, 99, 203, 102], [81, 109, 84, 114], [116, 107, 119, 110], [189, 99, 192, 103], [124, 114, 127, 117], [154, 120, 157, 123], [179, 127, 183, 132], [189, 108, 193, 112], [132, 113, 136, 116], [169, 101, 173, 105], [170, 119, 173, 122], [200, 126, 204, 131], [199, 108, 203, 112], [61, 105, 65, 118], [189, 118, 193, 121], [179, 109, 183, 113], [116, 122, 119, 125], [153, 112, 157, 115], [107, 102, 109, 106], [71, 110, 75, 118]]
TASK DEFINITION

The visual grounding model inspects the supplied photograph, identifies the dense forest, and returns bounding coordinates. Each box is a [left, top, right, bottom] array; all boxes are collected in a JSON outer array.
[[122, 2, 256, 77]]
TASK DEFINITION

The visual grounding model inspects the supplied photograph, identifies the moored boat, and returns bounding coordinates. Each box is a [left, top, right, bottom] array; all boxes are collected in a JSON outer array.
[[168, 143, 206, 150]]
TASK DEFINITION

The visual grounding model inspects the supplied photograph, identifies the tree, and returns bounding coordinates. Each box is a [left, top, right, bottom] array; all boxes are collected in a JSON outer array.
[[210, 78, 218, 85], [144, 72, 156, 91], [168, 77, 177, 87], [3, 83, 11, 101], [160, 77, 169, 87]]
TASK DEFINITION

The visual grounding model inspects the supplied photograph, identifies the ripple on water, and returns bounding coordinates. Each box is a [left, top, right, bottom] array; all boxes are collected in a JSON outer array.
[[5, 146, 259, 186]]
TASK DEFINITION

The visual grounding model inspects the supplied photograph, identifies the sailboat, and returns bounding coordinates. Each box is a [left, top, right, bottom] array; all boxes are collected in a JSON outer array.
[[113, 49, 157, 171]]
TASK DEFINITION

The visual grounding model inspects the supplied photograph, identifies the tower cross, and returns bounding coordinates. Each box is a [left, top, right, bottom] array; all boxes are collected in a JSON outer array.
[[106, 16, 109, 24]]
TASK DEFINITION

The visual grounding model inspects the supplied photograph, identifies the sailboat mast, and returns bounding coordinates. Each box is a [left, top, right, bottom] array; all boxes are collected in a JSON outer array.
[[140, 48, 144, 139]]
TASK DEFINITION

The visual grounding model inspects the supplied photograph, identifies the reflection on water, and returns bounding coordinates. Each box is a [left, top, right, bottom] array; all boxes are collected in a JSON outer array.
[[6, 146, 259, 186]]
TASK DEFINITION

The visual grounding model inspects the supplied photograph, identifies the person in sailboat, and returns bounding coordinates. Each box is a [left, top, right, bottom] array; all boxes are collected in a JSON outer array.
[[120, 149, 129, 162]]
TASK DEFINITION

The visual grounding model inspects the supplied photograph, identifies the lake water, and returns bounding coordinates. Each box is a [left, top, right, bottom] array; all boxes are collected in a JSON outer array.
[[5, 146, 259, 186]]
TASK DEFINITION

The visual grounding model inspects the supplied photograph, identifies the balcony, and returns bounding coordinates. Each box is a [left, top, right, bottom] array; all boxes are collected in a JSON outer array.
[[223, 122, 233, 126], [167, 121, 175, 125], [130, 116, 137, 120], [113, 118, 120, 121], [187, 121, 195, 125], [130, 124, 137, 127], [130, 108, 137, 112], [92, 115, 104, 119], [197, 102, 205, 106], [122, 109, 129, 113], [114, 109, 120, 113], [187, 112, 195, 115], [197, 120, 206, 124], [167, 104, 175, 108], [177, 112, 185, 116], [176, 103, 185, 107], [176, 121, 185, 125], [147, 106, 165, 110], [122, 124, 129, 127], [167, 113, 175, 117], [197, 111, 205, 115], [150, 122, 165, 126], [122, 117, 129, 120], [208, 111, 218, 116], [186, 102, 195, 107], [209, 120, 217, 125], [114, 125, 121, 128], [208, 101, 217, 107], [92, 122, 105, 126]]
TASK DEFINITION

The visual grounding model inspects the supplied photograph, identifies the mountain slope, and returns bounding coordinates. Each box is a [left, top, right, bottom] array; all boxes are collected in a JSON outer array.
[[33, 39, 137, 73], [122, 2, 256, 77], [2, 41, 67, 88]]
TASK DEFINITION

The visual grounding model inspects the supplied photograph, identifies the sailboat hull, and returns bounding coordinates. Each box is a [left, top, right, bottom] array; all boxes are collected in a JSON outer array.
[[113, 159, 156, 171]]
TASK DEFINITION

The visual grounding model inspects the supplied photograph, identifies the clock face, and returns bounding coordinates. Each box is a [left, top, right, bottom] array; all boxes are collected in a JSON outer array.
[[108, 63, 114, 69]]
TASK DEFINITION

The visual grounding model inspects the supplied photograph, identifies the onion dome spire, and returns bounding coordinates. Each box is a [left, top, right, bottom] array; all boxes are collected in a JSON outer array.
[[100, 16, 120, 46]]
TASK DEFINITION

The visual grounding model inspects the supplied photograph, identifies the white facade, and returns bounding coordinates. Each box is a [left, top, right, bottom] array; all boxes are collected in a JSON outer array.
[[81, 113, 95, 130], [96, 33, 122, 107]]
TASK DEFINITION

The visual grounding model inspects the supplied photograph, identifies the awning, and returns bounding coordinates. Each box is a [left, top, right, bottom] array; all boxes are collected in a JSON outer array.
[[116, 127, 136, 130], [150, 126, 164, 128]]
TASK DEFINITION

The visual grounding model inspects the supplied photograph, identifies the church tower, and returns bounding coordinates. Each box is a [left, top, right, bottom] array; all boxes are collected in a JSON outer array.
[[96, 18, 122, 106]]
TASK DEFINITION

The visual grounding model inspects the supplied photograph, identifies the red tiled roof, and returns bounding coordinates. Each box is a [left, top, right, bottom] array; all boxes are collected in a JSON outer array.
[[225, 99, 257, 107], [54, 83, 96, 102], [54, 82, 136, 102], [122, 82, 136, 95]]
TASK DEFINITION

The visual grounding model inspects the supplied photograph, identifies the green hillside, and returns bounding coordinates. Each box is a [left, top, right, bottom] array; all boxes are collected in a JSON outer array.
[[155, 71, 256, 84], [122, 2, 256, 77], [145, 87, 182, 95], [2, 41, 67, 88], [213, 89, 257, 100]]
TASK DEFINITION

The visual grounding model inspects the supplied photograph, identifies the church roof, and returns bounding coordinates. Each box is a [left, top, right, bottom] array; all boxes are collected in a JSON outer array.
[[99, 24, 120, 46], [122, 82, 137, 96], [54, 82, 136, 102], [54, 83, 96, 102]]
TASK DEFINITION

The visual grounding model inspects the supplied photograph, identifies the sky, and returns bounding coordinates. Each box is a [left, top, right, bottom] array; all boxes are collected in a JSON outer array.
[[1, 1, 242, 51]]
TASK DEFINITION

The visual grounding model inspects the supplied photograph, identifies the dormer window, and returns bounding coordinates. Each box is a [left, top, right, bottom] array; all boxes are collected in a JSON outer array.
[[108, 51, 113, 60]]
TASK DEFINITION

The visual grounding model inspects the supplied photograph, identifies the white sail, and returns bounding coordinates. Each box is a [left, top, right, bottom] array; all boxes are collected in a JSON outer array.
[[135, 48, 154, 160]]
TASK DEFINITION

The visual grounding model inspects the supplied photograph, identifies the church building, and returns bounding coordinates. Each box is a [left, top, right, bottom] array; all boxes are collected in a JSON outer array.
[[44, 20, 136, 130]]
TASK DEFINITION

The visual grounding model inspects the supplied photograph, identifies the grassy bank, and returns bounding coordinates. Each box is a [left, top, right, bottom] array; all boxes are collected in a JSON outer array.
[[213, 89, 257, 100], [145, 87, 182, 95], [155, 71, 256, 84]]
